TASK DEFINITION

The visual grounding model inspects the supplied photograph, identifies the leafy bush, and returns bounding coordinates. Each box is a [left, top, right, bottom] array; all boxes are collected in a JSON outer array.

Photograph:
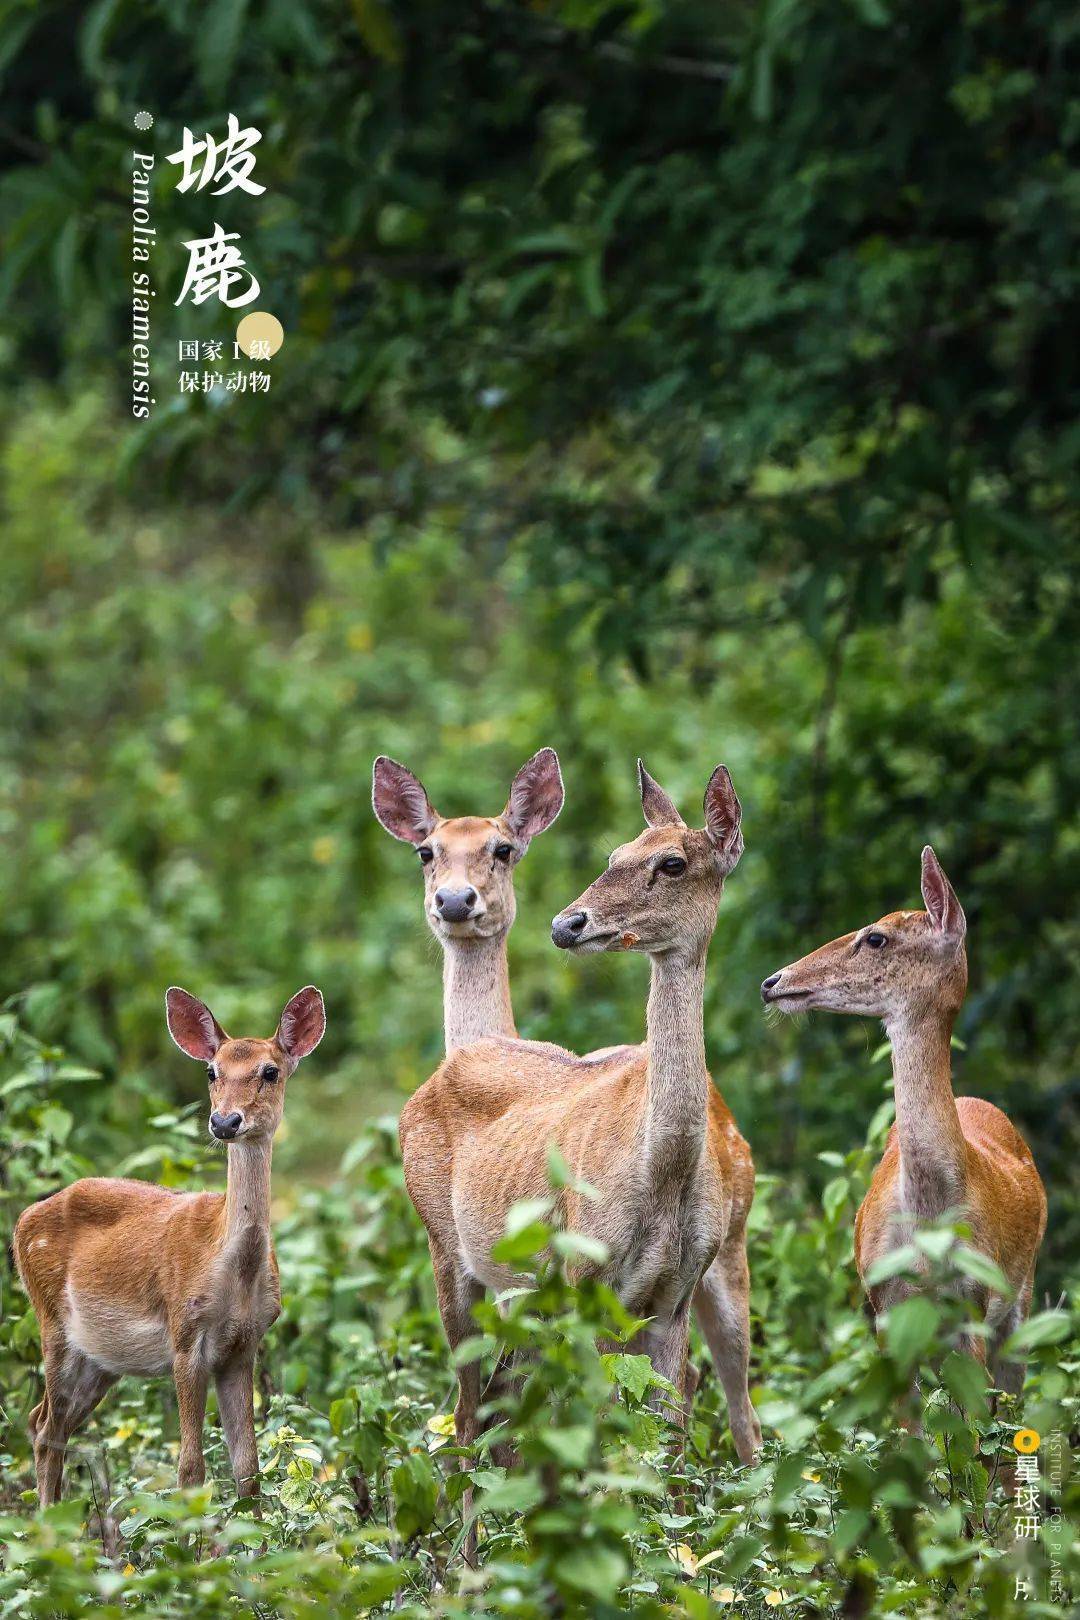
[[2, 1004, 1076, 1615]]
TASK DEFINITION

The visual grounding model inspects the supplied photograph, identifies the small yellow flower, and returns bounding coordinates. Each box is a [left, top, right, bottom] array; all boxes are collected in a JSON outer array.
[[311, 836, 336, 865], [427, 1413, 456, 1437], [113, 1422, 135, 1442], [801, 1469, 821, 1482]]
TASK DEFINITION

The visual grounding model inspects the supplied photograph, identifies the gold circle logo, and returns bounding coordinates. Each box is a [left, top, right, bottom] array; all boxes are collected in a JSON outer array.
[[236, 312, 284, 359], [1013, 1429, 1041, 1454]]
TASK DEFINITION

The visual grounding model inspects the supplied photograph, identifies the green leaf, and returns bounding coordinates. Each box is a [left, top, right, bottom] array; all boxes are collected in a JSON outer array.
[[538, 1424, 595, 1469], [940, 1349, 989, 1416], [490, 1223, 549, 1264], [349, 0, 402, 63], [913, 1229, 954, 1262], [952, 1246, 1012, 1297], [391, 1453, 438, 1540], [885, 1296, 940, 1372], [552, 1229, 608, 1265], [1001, 1310, 1073, 1356], [505, 1195, 554, 1237], [196, 0, 249, 97], [822, 1175, 849, 1221], [558, 1543, 629, 1598], [864, 1244, 920, 1286], [601, 1352, 655, 1402]]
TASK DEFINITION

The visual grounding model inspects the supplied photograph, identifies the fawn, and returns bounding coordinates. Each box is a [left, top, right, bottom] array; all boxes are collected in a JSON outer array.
[[761, 847, 1046, 1385], [13, 985, 325, 1506], [398, 761, 761, 1483]]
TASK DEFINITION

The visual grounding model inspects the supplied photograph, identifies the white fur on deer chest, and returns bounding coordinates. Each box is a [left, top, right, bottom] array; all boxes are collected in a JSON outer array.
[[65, 1285, 173, 1376]]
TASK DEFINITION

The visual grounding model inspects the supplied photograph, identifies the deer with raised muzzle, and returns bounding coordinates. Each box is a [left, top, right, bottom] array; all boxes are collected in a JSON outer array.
[[761, 847, 1045, 1389]]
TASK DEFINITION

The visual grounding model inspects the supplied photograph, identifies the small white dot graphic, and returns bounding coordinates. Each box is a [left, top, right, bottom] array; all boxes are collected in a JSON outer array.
[[133, 110, 154, 131]]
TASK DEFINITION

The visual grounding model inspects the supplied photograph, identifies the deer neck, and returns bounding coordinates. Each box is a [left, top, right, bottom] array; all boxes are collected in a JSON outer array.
[[642, 945, 710, 1184], [885, 1006, 967, 1221], [441, 931, 516, 1052], [220, 1138, 274, 1273]]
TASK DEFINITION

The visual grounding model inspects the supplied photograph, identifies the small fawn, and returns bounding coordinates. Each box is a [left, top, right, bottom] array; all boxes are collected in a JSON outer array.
[[399, 761, 760, 1485], [14, 985, 325, 1507], [761, 847, 1046, 1385]]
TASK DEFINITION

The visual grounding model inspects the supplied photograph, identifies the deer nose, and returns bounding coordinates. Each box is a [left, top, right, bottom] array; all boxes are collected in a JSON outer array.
[[209, 1110, 243, 1141], [551, 911, 588, 948], [435, 886, 478, 923], [760, 972, 782, 998]]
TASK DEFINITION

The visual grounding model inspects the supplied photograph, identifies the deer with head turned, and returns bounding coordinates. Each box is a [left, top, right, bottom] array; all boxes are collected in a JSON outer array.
[[399, 760, 761, 1491], [375, 752, 757, 1444], [761, 847, 1046, 1386], [13, 986, 325, 1507]]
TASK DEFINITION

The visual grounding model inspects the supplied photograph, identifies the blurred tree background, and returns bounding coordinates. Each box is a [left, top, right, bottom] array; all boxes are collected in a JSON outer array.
[[0, 0, 1077, 1292]]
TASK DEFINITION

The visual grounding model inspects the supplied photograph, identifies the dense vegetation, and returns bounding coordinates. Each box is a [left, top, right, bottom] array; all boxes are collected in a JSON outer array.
[[0, 0, 1077, 1614]]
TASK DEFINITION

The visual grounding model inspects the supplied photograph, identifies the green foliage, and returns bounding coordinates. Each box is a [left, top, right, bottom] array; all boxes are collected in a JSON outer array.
[[0, 0, 1078, 1610], [2, 1005, 1078, 1615], [0, 391, 1075, 1284]]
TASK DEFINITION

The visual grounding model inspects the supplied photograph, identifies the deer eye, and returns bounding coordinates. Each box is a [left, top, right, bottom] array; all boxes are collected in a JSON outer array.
[[206, 1065, 217, 1082], [494, 842, 514, 862], [260, 1064, 280, 1083], [660, 855, 687, 876], [417, 846, 434, 865], [866, 931, 888, 949]]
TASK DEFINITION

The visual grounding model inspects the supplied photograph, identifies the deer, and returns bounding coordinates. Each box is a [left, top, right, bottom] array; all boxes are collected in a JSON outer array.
[[372, 747, 610, 1055], [13, 985, 325, 1508], [372, 747, 637, 1061], [760, 846, 1046, 1391], [398, 759, 761, 1516]]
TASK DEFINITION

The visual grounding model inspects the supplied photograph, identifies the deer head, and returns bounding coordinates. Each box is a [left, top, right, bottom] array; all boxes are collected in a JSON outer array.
[[166, 986, 326, 1142], [760, 846, 968, 1021], [551, 761, 743, 959], [372, 749, 564, 943]]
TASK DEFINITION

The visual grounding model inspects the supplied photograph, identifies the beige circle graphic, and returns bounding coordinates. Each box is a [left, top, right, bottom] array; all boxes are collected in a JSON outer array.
[[236, 312, 284, 359]]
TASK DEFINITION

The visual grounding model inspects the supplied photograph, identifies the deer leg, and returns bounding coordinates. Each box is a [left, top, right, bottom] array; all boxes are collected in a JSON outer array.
[[642, 1302, 693, 1510], [33, 1338, 116, 1508], [174, 1352, 209, 1489], [693, 1246, 761, 1464], [991, 1269, 1034, 1399], [483, 1347, 520, 1470], [431, 1248, 484, 1566], [215, 1357, 260, 1499], [644, 1302, 693, 1433], [682, 1355, 700, 1425]]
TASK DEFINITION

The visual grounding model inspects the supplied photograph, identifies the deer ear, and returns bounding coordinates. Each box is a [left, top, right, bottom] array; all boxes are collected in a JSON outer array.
[[372, 757, 439, 845], [921, 846, 966, 939], [276, 986, 325, 1062], [166, 988, 227, 1061], [503, 747, 564, 842], [637, 760, 684, 828], [703, 765, 743, 871]]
